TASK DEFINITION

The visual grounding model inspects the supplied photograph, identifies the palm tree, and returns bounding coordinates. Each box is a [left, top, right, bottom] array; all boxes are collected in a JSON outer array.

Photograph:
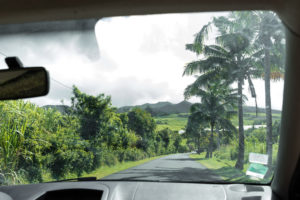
[[185, 81, 237, 158], [251, 11, 285, 169], [186, 115, 207, 154], [229, 11, 285, 169], [184, 21, 261, 169]]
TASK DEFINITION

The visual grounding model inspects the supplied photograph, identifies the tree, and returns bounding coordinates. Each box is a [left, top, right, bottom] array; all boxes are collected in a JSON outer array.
[[144, 106, 155, 116], [158, 128, 171, 149], [173, 133, 182, 152], [127, 108, 156, 151], [186, 115, 207, 154], [250, 11, 285, 169], [183, 18, 261, 168], [71, 86, 114, 140], [185, 81, 237, 158], [227, 11, 285, 169]]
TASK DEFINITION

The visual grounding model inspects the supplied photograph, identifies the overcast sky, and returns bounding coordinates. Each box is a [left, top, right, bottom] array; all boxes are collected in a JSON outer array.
[[0, 12, 285, 110]]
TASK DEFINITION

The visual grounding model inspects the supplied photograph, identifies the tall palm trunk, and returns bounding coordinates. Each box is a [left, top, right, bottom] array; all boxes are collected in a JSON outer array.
[[264, 46, 273, 169], [235, 77, 245, 170], [205, 131, 210, 158], [205, 149, 210, 158], [261, 14, 273, 170], [206, 123, 214, 158], [197, 134, 201, 154], [216, 124, 221, 149], [209, 123, 214, 158]]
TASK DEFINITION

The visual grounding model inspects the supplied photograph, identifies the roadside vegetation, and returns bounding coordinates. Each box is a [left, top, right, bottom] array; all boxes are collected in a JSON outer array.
[[0, 92, 188, 185], [189, 130, 279, 183]]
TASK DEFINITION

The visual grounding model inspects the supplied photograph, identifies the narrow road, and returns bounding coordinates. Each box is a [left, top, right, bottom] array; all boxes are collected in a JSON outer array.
[[101, 153, 222, 182]]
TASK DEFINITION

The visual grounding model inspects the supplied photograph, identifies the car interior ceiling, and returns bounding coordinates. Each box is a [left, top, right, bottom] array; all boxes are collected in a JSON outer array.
[[0, 0, 300, 199]]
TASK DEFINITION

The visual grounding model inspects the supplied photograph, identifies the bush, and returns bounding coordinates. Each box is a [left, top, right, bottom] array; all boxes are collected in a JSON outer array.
[[95, 148, 118, 167], [121, 148, 147, 161], [178, 144, 189, 153], [18, 156, 43, 183], [250, 128, 266, 143], [0, 168, 26, 185], [103, 152, 119, 166], [71, 150, 94, 176], [253, 119, 266, 125], [230, 146, 238, 161]]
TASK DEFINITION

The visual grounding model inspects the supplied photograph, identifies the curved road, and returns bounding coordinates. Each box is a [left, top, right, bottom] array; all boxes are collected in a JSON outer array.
[[101, 153, 222, 182]]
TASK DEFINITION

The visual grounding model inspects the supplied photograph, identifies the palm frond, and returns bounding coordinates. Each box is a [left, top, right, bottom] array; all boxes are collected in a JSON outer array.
[[204, 45, 230, 58], [183, 56, 229, 76], [184, 81, 208, 99], [213, 16, 233, 35], [194, 71, 221, 88], [216, 33, 250, 54], [249, 48, 264, 58], [192, 22, 212, 55], [183, 60, 202, 76], [185, 43, 203, 54]]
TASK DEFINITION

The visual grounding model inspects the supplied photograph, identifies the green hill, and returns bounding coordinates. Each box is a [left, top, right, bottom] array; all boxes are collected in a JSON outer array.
[[117, 101, 282, 117], [117, 101, 172, 113], [117, 101, 192, 116]]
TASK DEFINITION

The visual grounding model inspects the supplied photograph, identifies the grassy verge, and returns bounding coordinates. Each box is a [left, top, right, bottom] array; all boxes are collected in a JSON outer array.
[[83, 155, 164, 179], [42, 155, 164, 182], [189, 153, 253, 182]]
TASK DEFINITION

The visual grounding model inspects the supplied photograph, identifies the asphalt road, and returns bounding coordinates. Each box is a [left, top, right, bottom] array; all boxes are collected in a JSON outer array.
[[101, 153, 222, 182]]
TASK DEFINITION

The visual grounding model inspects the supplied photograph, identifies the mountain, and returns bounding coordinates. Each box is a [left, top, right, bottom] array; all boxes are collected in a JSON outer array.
[[117, 101, 172, 113], [42, 105, 70, 114], [117, 101, 192, 116], [155, 101, 192, 114], [140, 101, 172, 109], [117, 101, 282, 116]]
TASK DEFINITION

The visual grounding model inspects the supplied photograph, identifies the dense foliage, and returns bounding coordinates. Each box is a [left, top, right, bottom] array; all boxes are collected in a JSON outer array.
[[0, 87, 187, 185]]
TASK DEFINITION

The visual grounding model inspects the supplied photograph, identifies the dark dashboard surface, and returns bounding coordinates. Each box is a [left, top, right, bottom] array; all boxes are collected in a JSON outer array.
[[0, 181, 273, 200]]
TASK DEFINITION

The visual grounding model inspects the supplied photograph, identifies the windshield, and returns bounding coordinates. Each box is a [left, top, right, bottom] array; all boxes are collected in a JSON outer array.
[[0, 11, 285, 185]]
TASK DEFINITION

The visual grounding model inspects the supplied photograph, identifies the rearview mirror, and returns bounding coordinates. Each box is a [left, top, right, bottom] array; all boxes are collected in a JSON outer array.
[[0, 67, 49, 100]]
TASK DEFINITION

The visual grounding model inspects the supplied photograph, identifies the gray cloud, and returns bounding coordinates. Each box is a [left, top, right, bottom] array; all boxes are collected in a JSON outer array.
[[0, 27, 117, 106], [0, 14, 284, 110], [107, 77, 171, 107]]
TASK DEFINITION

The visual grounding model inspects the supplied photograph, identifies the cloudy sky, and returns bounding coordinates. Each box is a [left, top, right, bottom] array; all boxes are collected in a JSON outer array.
[[0, 12, 285, 109]]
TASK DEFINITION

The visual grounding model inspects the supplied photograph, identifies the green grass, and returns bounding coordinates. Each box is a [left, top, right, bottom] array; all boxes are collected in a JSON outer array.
[[190, 153, 255, 182], [155, 113, 188, 131], [189, 152, 273, 183]]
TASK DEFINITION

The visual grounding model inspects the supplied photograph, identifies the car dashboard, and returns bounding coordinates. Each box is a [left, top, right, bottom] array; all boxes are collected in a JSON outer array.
[[0, 181, 274, 200]]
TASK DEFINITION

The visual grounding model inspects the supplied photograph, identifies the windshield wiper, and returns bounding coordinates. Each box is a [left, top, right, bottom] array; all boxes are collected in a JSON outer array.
[[45, 176, 97, 183]]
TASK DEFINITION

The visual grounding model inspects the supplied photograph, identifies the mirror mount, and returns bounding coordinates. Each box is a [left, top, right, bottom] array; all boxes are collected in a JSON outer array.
[[5, 57, 24, 70]]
